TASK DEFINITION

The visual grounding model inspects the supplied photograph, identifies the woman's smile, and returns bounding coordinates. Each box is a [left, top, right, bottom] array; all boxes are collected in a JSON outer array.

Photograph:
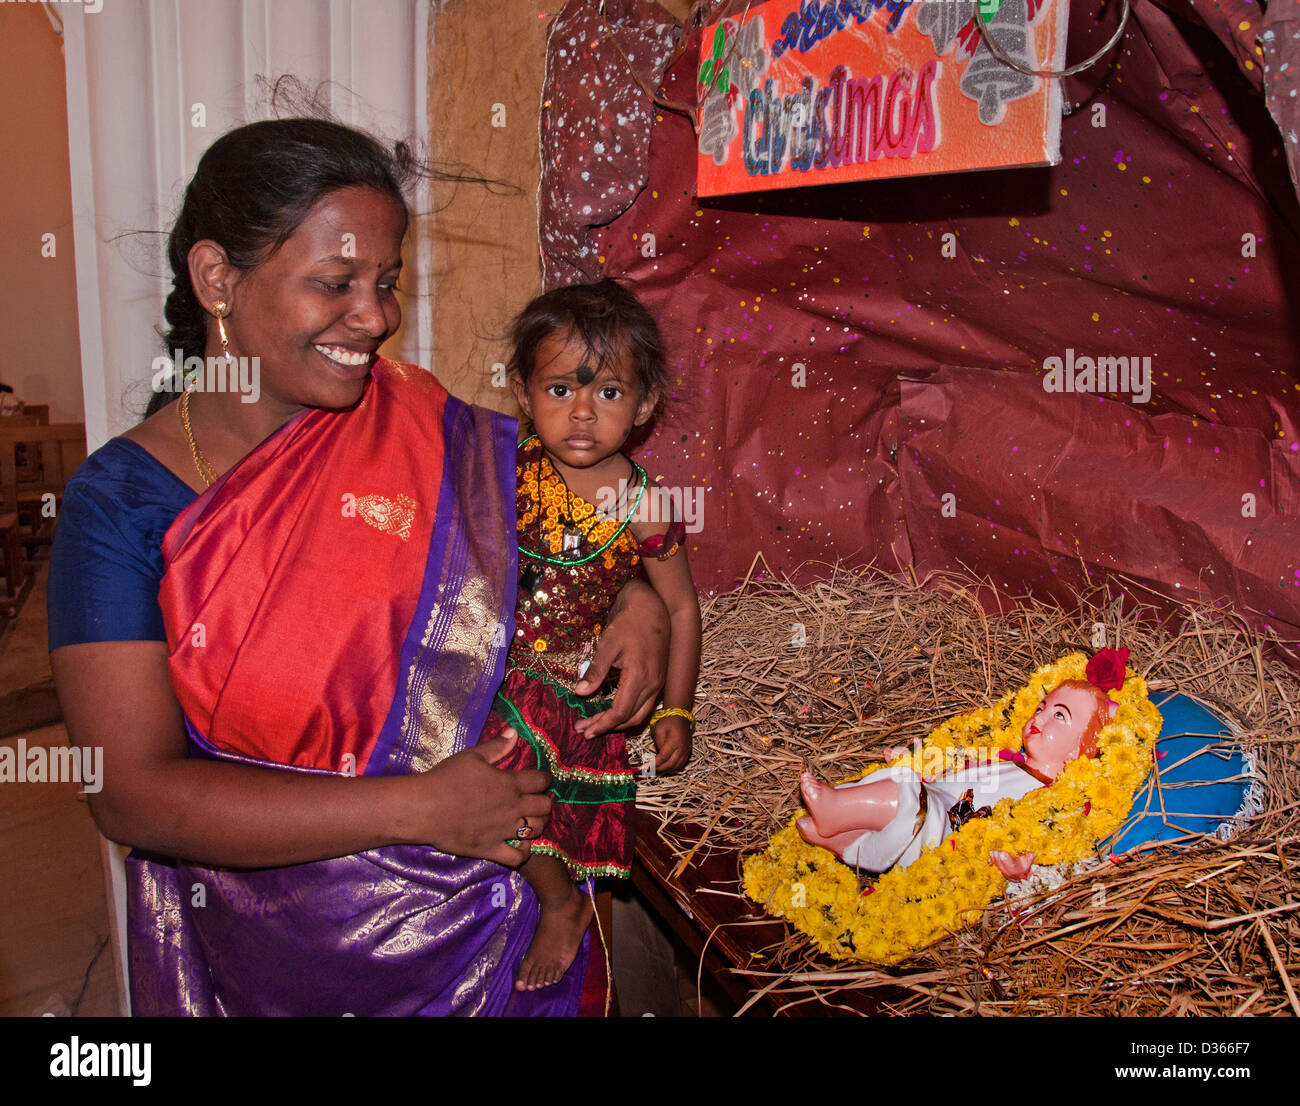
[[312, 343, 377, 381], [313, 344, 374, 368]]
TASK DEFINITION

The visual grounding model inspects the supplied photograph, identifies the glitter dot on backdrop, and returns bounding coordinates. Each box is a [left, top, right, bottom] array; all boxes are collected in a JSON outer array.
[[539, 0, 1300, 642]]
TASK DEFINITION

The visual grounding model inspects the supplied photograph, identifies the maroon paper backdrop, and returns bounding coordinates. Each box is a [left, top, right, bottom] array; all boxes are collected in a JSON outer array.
[[539, 0, 1300, 646]]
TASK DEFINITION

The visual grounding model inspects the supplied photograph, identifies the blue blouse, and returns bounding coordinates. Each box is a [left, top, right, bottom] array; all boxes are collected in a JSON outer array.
[[48, 438, 197, 649]]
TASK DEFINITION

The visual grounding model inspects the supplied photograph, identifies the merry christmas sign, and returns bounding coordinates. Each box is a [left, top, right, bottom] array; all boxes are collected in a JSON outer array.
[[697, 0, 1069, 197]]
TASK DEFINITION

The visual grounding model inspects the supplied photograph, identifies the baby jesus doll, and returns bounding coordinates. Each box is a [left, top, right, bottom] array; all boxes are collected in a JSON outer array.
[[745, 649, 1158, 964], [797, 679, 1119, 880]]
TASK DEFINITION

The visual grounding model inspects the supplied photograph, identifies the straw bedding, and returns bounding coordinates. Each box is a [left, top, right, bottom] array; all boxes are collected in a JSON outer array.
[[631, 558, 1300, 1016]]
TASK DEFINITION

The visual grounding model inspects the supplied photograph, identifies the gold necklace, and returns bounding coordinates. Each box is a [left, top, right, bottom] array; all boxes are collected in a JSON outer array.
[[178, 386, 218, 488]]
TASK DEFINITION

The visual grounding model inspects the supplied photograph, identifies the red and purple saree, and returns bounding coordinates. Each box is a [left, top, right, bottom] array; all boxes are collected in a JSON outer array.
[[126, 359, 592, 1015]]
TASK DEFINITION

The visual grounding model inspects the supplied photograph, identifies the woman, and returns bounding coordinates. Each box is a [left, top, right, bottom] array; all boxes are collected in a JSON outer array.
[[48, 118, 669, 1015]]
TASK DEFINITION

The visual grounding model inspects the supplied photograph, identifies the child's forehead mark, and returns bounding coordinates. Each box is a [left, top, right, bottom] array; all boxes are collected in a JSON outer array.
[[536, 357, 629, 390]]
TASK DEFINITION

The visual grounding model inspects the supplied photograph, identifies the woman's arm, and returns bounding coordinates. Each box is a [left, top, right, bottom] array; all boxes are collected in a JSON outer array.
[[52, 640, 552, 869], [571, 577, 669, 738]]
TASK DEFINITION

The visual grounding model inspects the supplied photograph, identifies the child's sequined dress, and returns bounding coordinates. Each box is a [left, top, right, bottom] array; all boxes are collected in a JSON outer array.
[[484, 437, 671, 878]]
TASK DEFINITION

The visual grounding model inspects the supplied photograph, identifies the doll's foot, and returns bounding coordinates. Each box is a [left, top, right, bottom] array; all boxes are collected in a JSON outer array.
[[800, 773, 831, 821], [516, 885, 593, 991], [796, 814, 867, 859], [989, 850, 1036, 881], [800, 771, 898, 836], [800, 772, 862, 836]]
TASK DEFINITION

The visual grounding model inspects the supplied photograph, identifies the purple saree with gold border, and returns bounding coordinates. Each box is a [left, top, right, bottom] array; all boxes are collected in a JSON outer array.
[[125, 360, 588, 1016]]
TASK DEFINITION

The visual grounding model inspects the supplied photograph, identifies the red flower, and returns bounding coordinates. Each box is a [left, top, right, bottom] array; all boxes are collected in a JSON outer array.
[[1086, 647, 1130, 691]]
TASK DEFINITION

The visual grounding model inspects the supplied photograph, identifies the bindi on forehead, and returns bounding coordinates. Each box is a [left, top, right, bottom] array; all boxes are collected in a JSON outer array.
[[536, 345, 628, 388]]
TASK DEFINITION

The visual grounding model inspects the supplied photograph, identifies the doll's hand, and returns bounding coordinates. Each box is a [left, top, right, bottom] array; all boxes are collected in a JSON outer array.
[[989, 850, 1036, 880], [648, 715, 692, 775]]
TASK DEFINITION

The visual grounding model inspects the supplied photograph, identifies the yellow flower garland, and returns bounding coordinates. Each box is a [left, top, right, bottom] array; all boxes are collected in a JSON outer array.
[[742, 653, 1162, 964]]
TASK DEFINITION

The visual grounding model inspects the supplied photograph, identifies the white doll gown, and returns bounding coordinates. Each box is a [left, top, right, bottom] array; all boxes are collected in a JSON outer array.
[[837, 761, 1043, 872]]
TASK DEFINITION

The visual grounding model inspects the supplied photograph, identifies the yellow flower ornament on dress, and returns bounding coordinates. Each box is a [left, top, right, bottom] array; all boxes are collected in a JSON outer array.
[[742, 652, 1161, 963]]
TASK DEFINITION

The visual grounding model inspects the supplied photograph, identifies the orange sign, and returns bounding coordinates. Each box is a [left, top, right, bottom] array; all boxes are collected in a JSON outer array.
[[697, 0, 1069, 197]]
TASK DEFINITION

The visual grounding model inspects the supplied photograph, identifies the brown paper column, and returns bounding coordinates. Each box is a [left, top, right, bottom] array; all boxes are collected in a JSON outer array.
[[426, 1, 553, 413]]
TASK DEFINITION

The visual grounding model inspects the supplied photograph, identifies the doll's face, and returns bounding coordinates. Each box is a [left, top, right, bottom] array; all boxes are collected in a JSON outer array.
[[1021, 684, 1107, 779]]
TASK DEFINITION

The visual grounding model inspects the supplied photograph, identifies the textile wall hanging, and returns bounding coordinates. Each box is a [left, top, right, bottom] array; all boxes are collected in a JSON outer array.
[[540, 0, 1300, 646]]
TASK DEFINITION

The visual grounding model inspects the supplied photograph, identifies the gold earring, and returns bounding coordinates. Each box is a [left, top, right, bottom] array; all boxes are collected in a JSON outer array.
[[212, 301, 232, 363]]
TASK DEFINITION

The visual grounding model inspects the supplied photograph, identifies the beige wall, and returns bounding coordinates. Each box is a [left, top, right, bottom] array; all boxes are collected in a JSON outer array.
[[0, 6, 84, 423]]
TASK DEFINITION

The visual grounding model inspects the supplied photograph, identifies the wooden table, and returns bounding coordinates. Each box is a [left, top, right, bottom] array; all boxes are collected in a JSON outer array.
[[632, 810, 896, 1016], [631, 811, 779, 1012]]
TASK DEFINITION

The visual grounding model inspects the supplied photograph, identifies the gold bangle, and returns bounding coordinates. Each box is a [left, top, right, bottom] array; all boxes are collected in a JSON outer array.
[[649, 707, 695, 730]]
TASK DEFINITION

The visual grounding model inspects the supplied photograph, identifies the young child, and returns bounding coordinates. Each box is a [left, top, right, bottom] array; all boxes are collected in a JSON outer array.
[[484, 278, 701, 992]]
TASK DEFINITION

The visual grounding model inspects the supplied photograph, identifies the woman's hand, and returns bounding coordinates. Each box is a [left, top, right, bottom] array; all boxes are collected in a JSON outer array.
[[411, 729, 553, 868], [573, 577, 668, 738]]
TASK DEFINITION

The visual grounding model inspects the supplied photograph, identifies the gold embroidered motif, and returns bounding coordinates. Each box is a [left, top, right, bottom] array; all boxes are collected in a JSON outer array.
[[356, 493, 417, 541], [408, 574, 500, 772], [393, 405, 511, 775], [507, 646, 589, 691]]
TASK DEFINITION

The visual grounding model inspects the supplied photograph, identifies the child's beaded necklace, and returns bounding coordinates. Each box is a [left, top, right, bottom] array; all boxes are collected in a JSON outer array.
[[517, 435, 648, 596]]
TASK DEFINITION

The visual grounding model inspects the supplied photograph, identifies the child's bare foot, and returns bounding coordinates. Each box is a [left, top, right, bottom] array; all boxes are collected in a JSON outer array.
[[517, 885, 593, 991]]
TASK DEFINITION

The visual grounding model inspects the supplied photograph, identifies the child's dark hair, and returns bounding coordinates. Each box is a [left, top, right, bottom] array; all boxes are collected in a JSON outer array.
[[507, 279, 666, 403]]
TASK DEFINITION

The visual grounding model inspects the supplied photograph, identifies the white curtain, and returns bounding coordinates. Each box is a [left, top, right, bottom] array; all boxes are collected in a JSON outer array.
[[63, 0, 432, 451], [59, 0, 430, 1015]]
